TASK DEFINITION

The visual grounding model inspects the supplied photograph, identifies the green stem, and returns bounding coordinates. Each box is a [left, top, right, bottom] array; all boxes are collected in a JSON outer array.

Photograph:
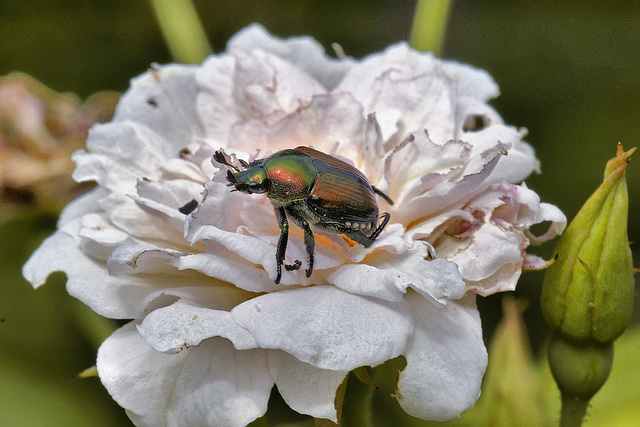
[[560, 393, 589, 427], [547, 334, 614, 427], [409, 0, 452, 55], [148, 0, 213, 63]]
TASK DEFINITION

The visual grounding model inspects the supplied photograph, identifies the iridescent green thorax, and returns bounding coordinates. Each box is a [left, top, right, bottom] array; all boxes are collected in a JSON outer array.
[[262, 149, 317, 202]]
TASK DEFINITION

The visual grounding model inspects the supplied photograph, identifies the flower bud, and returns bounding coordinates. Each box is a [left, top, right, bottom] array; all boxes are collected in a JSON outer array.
[[541, 144, 636, 344], [479, 298, 545, 425]]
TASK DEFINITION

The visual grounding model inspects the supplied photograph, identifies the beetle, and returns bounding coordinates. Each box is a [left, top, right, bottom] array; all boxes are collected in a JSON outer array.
[[214, 146, 393, 284]]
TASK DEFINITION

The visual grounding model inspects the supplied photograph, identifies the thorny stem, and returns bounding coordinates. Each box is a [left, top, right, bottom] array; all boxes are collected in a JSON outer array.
[[560, 393, 589, 427]]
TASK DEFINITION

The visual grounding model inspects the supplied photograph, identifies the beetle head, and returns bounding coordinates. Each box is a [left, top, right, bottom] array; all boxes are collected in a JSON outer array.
[[228, 167, 268, 194]]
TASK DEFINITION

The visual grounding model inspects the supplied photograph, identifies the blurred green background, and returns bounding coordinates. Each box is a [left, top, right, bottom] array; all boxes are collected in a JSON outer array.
[[1, 1, 638, 425]]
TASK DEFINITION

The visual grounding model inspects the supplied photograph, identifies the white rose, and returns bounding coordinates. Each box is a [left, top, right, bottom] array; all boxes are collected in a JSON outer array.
[[24, 24, 565, 426]]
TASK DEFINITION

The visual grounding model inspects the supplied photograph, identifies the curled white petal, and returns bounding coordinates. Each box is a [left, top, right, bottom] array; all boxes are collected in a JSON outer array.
[[440, 59, 500, 101], [112, 64, 204, 141], [329, 248, 465, 304], [23, 226, 150, 318], [397, 292, 487, 421], [137, 301, 257, 352], [451, 223, 524, 283], [175, 252, 279, 293], [98, 322, 272, 427], [528, 202, 567, 244], [228, 23, 354, 90], [231, 286, 414, 371], [107, 244, 184, 276], [337, 43, 457, 145], [268, 350, 347, 422]]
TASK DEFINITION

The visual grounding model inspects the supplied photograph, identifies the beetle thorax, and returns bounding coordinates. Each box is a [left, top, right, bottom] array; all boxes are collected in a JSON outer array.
[[265, 165, 315, 202]]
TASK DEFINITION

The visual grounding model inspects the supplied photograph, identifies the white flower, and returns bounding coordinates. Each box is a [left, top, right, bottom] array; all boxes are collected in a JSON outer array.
[[23, 24, 565, 426]]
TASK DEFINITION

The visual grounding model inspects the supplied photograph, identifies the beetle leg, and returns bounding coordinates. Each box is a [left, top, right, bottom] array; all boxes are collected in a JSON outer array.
[[274, 206, 289, 284], [367, 212, 391, 242], [371, 185, 394, 206], [286, 209, 315, 278], [344, 212, 391, 248]]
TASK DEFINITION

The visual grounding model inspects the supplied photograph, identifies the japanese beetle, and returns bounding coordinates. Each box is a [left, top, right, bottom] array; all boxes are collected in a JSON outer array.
[[214, 146, 393, 284]]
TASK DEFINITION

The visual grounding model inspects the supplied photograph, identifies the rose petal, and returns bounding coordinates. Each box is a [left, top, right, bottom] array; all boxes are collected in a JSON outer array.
[[528, 202, 567, 244], [73, 122, 171, 192], [111, 64, 204, 146], [266, 93, 366, 164], [234, 49, 326, 119], [441, 60, 500, 102], [449, 222, 524, 283], [187, 224, 286, 282], [195, 54, 241, 145], [268, 350, 347, 422], [137, 301, 257, 352], [405, 208, 474, 242], [393, 152, 501, 224], [57, 187, 108, 227], [107, 244, 186, 276], [397, 292, 487, 421], [198, 46, 327, 149], [98, 322, 272, 427], [23, 226, 148, 318], [328, 247, 465, 304], [466, 261, 522, 296], [24, 223, 247, 318], [385, 132, 471, 205], [522, 253, 556, 271], [176, 252, 279, 293], [136, 177, 204, 213], [101, 192, 187, 247], [231, 285, 414, 371], [362, 113, 386, 184], [462, 125, 537, 185], [77, 213, 135, 260], [228, 23, 354, 90], [455, 96, 504, 134], [337, 43, 457, 145], [157, 157, 210, 182], [187, 177, 265, 235], [187, 219, 345, 285]]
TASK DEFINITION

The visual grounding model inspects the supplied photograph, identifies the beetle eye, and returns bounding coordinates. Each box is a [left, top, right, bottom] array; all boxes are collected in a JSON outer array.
[[248, 180, 264, 193]]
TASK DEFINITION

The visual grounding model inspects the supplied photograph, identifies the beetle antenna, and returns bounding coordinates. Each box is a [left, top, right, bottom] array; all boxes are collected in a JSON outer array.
[[239, 159, 249, 168], [371, 186, 394, 205], [213, 150, 242, 172], [213, 151, 230, 166], [225, 170, 237, 186]]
